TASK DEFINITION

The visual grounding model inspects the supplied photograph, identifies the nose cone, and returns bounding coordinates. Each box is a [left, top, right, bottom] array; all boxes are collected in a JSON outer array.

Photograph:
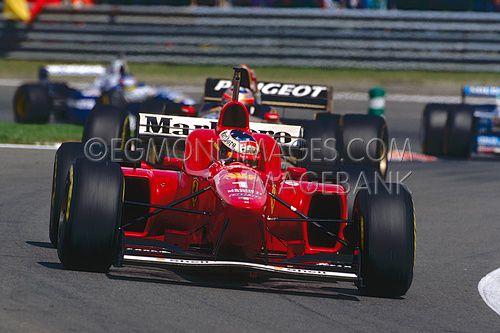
[[214, 166, 266, 213], [212, 165, 266, 259]]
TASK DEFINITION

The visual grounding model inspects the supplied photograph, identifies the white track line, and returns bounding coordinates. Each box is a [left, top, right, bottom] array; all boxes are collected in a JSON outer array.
[[478, 267, 500, 316], [0, 143, 60, 150], [0, 78, 23, 87]]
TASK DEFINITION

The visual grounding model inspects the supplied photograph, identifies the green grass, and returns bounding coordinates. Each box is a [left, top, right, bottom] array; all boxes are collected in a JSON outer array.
[[0, 122, 83, 144], [1, 59, 498, 91]]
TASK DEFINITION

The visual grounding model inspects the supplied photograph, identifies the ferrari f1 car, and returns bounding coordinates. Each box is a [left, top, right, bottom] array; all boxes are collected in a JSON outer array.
[[13, 58, 196, 124], [421, 85, 500, 158], [49, 68, 415, 297]]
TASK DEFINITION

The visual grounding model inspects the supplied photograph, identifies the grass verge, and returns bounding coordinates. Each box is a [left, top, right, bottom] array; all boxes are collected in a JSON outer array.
[[0, 122, 82, 144], [1, 59, 498, 94]]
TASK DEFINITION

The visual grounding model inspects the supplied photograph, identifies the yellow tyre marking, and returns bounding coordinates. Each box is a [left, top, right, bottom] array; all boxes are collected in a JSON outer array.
[[380, 154, 387, 177], [120, 116, 130, 150], [379, 126, 388, 176], [15, 92, 27, 117], [411, 197, 417, 267], [102, 95, 110, 105], [51, 154, 58, 209], [65, 165, 74, 222], [122, 177, 126, 203]]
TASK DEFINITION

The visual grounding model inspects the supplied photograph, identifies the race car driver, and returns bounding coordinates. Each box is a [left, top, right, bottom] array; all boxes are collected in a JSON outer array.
[[97, 58, 130, 92], [218, 129, 260, 169], [222, 87, 256, 114], [203, 86, 256, 119], [239, 64, 261, 104], [202, 86, 278, 122]]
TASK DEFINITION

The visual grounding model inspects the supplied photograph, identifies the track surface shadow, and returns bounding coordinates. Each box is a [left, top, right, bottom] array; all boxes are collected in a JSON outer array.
[[36, 258, 360, 301], [106, 267, 360, 302], [38, 261, 64, 270], [26, 241, 54, 249]]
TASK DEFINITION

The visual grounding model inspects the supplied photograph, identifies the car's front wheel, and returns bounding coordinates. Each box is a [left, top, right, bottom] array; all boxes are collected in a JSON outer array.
[[49, 142, 84, 247], [353, 183, 415, 297], [57, 158, 124, 272]]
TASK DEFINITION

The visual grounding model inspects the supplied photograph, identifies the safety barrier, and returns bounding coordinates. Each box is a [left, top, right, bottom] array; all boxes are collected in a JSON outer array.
[[1, 5, 499, 71]]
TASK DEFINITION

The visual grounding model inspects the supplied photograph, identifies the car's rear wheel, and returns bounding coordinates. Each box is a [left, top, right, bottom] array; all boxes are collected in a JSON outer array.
[[421, 104, 448, 156], [13, 83, 51, 123], [49, 142, 84, 247], [353, 183, 415, 297], [341, 114, 388, 178], [99, 89, 127, 109], [139, 98, 166, 115], [444, 106, 474, 159], [57, 158, 124, 272], [82, 104, 130, 150]]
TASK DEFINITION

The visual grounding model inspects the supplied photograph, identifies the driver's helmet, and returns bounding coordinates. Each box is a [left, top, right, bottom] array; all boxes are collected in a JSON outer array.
[[119, 74, 137, 92], [218, 129, 260, 168], [107, 59, 128, 76], [239, 64, 258, 94], [221, 87, 255, 114]]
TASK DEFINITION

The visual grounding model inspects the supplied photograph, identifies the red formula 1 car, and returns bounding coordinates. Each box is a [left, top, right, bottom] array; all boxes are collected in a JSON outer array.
[[50, 68, 416, 297]]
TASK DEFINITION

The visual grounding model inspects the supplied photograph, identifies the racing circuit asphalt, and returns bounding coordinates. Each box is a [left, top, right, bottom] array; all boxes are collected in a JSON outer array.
[[1, 85, 500, 332]]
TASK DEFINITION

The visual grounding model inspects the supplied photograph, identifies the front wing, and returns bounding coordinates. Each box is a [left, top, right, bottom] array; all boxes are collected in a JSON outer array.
[[120, 238, 359, 283]]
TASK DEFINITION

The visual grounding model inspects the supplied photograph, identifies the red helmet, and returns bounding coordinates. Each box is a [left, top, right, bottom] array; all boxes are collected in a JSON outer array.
[[218, 129, 260, 168], [221, 87, 255, 114], [239, 64, 258, 94]]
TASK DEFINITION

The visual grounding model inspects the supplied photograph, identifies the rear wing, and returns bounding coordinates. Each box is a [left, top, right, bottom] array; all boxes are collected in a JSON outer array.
[[38, 65, 106, 81], [138, 113, 302, 146], [204, 78, 333, 112], [462, 85, 500, 102]]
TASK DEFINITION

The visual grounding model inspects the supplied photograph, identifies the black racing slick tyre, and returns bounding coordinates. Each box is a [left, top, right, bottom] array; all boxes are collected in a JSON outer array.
[[314, 112, 336, 122], [353, 184, 415, 297], [301, 114, 341, 174], [57, 158, 124, 272], [49, 142, 85, 247], [13, 83, 51, 123], [421, 104, 448, 156], [139, 98, 166, 115], [82, 104, 130, 149], [341, 114, 388, 178], [444, 106, 474, 159], [99, 89, 127, 109]]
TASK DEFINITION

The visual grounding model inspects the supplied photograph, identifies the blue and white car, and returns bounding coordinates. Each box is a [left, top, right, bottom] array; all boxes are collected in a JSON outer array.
[[421, 85, 500, 158], [13, 59, 196, 124]]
